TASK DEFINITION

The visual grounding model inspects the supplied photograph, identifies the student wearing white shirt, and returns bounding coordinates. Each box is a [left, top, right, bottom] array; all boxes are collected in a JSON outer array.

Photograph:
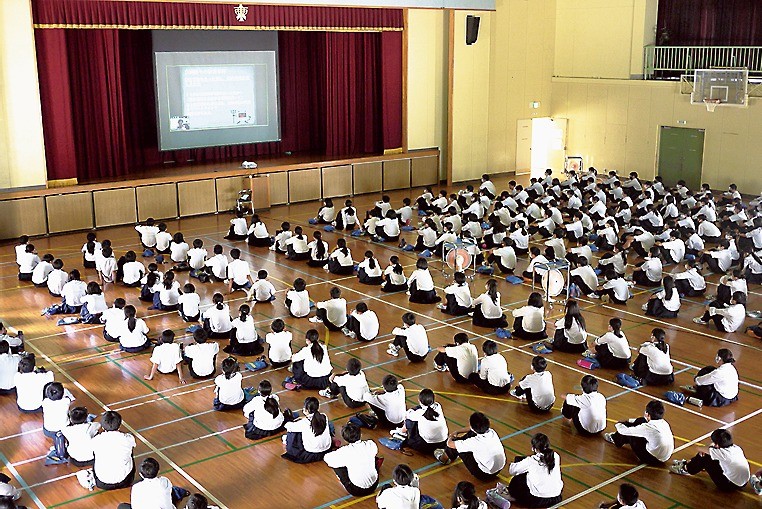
[[151, 270, 181, 311], [247, 270, 276, 303], [590, 318, 631, 369], [387, 313, 429, 362], [324, 423, 379, 496], [522, 247, 550, 283], [80, 232, 100, 269], [395, 389, 448, 454], [466, 341, 511, 395], [225, 210, 249, 241], [31, 253, 54, 287], [0, 341, 20, 394], [643, 276, 680, 318], [314, 198, 336, 224], [509, 222, 530, 256], [121, 251, 146, 287], [91, 411, 136, 490], [15, 355, 54, 413], [43, 270, 87, 315], [569, 256, 598, 297], [243, 379, 291, 440], [697, 215, 721, 243], [488, 238, 517, 274], [117, 457, 189, 509], [270, 221, 293, 254], [376, 464, 420, 509], [183, 329, 220, 379], [285, 278, 311, 318], [395, 198, 414, 226], [699, 240, 733, 274], [41, 382, 73, 437], [605, 400, 674, 465], [167, 232, 190, 267], [472, 279, 509, 329], [594, 269, 630, 304], [335, 199, 359, 231], [118, 305, 151, 353], [327, 239, 355, 275], [320, 358, 370, 408], [511, 292, 547, 341], [17, 244, 39, 281], [362, 375, 406, 429], [672, 261, 706, 297], [562, 375, 606, 436], [631, 329, 674, 386], [511, 356, 556, 412], [281, 397, 333, 463], [357, 251, 383, 285], [47, 259, 68, 296], [96, 246, 117, 285], [657, 231, 686, 265], [289, 330, 332, 389], [670, 429, 750, 491], [440, 272, 473, 316], [155, 223, 173, 253], [436, 412, 506, 481], [688, 349, 739, 407], [374, 210, 401, 242], [598, 483, 646, 509], [413, 219, 438, 252], [177, 283, 200, 322], [246, 214, 272, 247], [144, 330, 185, 385], [343, 303, 379, 342], [223, 304, 263, 357], [213, 358, 248, 411], [306, 231, 329, 267], [135, 218, 159, 250], [381, 256, 407, 292], [15, 235, 29, 268], [632, 248, 663, 287], [694, 291, 746, 333], [226, 249, 254, 294], [433, 333, 478, 383], [285, 226, 310, 261], [506, 433, 563, 507], [597, 245, 627, 278], [186, 239, 207, 273], [203, 245, 228, 282], [310, 287, 347, 331], [265, 319, 292, 368], [547, 299, 587, 353], [61, 406, 101, 467], [202, 293, 233, 339], [101, 298, 126, 342]]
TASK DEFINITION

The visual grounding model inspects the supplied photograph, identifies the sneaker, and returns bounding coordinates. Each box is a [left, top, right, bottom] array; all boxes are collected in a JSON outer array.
[[509, 388, 526, 400], [390, 427, 407, 439], [436, 304, 447, 311], [398, 239, 407, 248], [433, 361, 448, 372], [434, 449, 451, 465], [346, 331, 356, 339], [386, 345, 400, 357], [692, 317, 707, 324], [603, 432, 616, 445], [641, 303, 648, 311], [750, 474, 762, 495], [587, 293, 600, 299], [680, 384, 696, 393], [391, 430, 407, 441], [318, 389, 334, 399], [309, 316, 323, 323], [670, 459, 690, 475], [341, 327, 351, 336], [600, 294, 610, 303]]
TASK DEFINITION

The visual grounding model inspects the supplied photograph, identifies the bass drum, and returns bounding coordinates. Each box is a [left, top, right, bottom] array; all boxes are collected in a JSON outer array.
[[541, 268, 565, 297], [445, 248, 472, 272]]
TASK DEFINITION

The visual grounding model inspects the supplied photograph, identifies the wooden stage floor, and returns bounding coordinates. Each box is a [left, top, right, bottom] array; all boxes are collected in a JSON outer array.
[[0, 180, 760, 508]]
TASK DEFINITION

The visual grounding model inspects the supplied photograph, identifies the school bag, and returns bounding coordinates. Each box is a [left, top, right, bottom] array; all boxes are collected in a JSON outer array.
[[349, 412, 378, 429], [495, 328, 512, 339], [505, 275, 523, 284], [664, 391, 686, 406], [378, 437, 403, 451], [323, 225, 336, 232], [477, 265, 494, 275], [576, 358, 600, 370], [616, 373, 641, 389], [485, 482, 512, 508], [420, 494, 444, 509]]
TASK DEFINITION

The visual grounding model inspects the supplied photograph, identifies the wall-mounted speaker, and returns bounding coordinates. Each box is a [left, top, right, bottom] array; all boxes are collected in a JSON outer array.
[[466, 15, 480, 45]]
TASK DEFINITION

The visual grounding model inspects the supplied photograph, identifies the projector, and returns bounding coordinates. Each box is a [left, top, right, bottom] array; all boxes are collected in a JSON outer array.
[[241, 161, 258, 169]]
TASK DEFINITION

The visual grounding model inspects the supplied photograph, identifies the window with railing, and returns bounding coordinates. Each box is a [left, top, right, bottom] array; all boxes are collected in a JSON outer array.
[[644, 45, 762, 79]]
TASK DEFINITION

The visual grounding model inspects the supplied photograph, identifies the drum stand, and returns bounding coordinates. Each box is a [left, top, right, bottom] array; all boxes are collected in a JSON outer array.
[[531, 260, 571, 308], [441, 241, 478, 280]]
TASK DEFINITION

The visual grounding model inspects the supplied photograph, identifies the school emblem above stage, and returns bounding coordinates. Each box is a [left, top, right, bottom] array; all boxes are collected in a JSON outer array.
[[234, 4, 248, 22]]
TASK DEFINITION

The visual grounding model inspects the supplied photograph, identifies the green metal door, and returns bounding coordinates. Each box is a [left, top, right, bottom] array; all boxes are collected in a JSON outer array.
[[658, 126, 705, 190]]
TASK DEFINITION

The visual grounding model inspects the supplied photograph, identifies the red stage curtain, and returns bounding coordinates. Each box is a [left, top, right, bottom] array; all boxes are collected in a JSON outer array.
[[381, 32, 403, 150], [32, 0, 403, 31], [657, 0, 762, 46]]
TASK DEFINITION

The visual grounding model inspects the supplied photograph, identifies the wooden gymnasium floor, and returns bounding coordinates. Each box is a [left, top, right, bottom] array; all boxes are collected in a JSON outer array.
[[0, 177, 761, 509]]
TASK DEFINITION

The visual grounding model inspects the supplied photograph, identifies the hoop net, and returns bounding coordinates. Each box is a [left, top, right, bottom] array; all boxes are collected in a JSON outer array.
[[704, 98, 721, 112]]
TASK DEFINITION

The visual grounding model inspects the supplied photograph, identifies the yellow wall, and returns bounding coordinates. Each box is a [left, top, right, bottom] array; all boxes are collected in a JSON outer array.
[[551, 78, 762, 192], [487, 0, 556, 174], [0, 0, 47, 189]]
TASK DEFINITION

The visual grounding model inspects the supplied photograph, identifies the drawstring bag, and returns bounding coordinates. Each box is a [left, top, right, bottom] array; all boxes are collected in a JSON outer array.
[[420, 249, 432, 258], [402, 244, 415, 251], [142, 249, 154, 258], [378, 437, 403, 451], [505, 275, 524, 284], [308, 218, 318, 225], [616, 373, 641, 389], [577, 358, 600, 370], [477, 265, 494, 275], [495, 328, 512, 339], [323, 225, 335, 232], [351, 229, 364, 237], [665, 391, 686, 406]]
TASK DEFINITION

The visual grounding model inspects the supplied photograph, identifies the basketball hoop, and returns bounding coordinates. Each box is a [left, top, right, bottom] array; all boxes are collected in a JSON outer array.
[[703, 98, 721, 112]]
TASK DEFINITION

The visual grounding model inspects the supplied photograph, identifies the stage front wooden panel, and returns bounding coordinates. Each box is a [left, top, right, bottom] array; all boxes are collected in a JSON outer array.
[[411, 154, 440, 187], [136, 183, 178, 221], [215, 176, 246, 213], [288, 168, 321, 203], [93, 188, 137, 228], [267, 172, 288, 205], [250, 175, 270, 210], [0, 197, 46, 238], [352, 161, 382, 194], [178, 180, 217, 217], [321, 165, 352, 198], [383, 158, 411, 190], [46, 192, 93, 233]]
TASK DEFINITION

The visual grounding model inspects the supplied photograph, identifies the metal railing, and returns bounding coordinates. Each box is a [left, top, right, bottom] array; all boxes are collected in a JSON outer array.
[[644, 45, 762, 78]]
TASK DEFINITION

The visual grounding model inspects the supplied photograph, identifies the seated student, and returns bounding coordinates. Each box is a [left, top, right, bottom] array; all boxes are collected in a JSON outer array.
[[715, 269, 747, 306], [436, 412, 506, 482], [381, 256, 407, 292], [290, 329, 332, 390], [643, 276, 680, 318], [100, 298, 126, 343], [116, 457, 190, 509], [673, 261, 707, 297], [511, 292, 548, 340], [657, 230, 686, 265], [597, 483, 646, 509], [213, 357, 248, 411], [144, 330, 185, 385], [117, 305, 152, 353], [224, 304, 263, 356], [270, 221, 293, 254], [0, 324, 24, 355], [42, 270, 87, 316], [327, 239, 355, 275], [17, 243, 39, 282], [375, 464, 420, 509], [285, 278, 311, 319], [187, 239, 208, 276], [226, 249, 254, 294], [511, 356, 556, 413], [152, 270, 181, 311], [683, 348, 739, 407], [31, 253, 54, 288], [320, 358, 370, 408], [544, 299, 588, 354], [741, 248, 762, 284], [544, 228, 567, 260], [41, 381, 74, 441], [670, 428, 750, 492], [696, 215, 722, 243], [393, 389, 448, 454], [631, 247, 663, 287], [604, 400, 674, 465], [183, 328, 220, 379], [387, 312, 429, 362], [593, 269, 630, 305], [177, 283, 200, 322], [0, 340, 21, 395], [139, 271, 161, 304], [597, 244, 627, 278], [121, 251, 146, 288], [14, 235, 29, 269], [469, 340, 512, 395], [285, 226, 310, 261], [314, 198, 336, 225], [248, 270, 276, 304], [203, 245, 228, 283], [357, 251, 383, 285], [47, 259, 68, 297], [14, 355, 53, 413], [202, 293, 233, 339], [335, 199, 358, 231], [587, 318, 630, 370], [225, 210, 249, 241], [282, 397, 333, 464], [324, 423, 379, 497], [135, 217, 159, 252], [562, 375, 606, 436], [522, 247, 550, 283], [412, 219, 438, 253], [471, 279, 509, 329], [432, 222, 458, 258], [362, 374, 406, 430], [450, 481, 486, 509], [307, 231, 329, 267], [246, 215, 272, 247], [509, 221, 530, 256], [169, 232, 190, 269], [91, 411, 136, 490], [440, 272, 473, 316], [693, 291, 746, 333], [631, 329, 674, 386], [310, 287, 347, 331], [79, 233, 100, 270], [433, 333, 478, 383], [60, 406, 100, 467], [505, 433, 563, 508], [699, 239, 733, 275], [374, 210, 401, 242], [343, 303, 379, 342], [96, 247, 117, 286], [568, 255, 598, 297], [488, 237, 517, 274], [395, 197, 414, 227], [243, 380, 291, 440], [265, 319, 293, 369]]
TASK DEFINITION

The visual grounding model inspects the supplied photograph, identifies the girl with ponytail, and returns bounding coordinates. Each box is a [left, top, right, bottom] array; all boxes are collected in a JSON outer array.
[[307, 231, 329, 267], [139, 271, 161, 303], [507, 433, 563, 507], [451, 481, 485, 509], [472, 279, 508, 329], [281, 396, 334, 463], [589, 317, 631, 370], [201, 292, 233, 339], [327, 238, 355, 275], [289, 329, 332, 390], [224, 304, 264, 356], [246, 214, 273, 247], [644, 275, 681, 318], [151, 270, 181, 311], [285, 226, 310, 261], [118, 305, 151, 353], [243, 379, 293, 440], [395, 388, 448, 454], [212, 357, 247, 411], [357, 251, 383, 285], [381, 255, 407, 292]]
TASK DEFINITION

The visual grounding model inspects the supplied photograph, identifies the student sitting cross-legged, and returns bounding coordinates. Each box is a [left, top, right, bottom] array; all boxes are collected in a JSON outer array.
[[561, 375, 606, 436], [323, 422, 379, 497], [116, 457, 190, 509], [434, 412, 506, 482]]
